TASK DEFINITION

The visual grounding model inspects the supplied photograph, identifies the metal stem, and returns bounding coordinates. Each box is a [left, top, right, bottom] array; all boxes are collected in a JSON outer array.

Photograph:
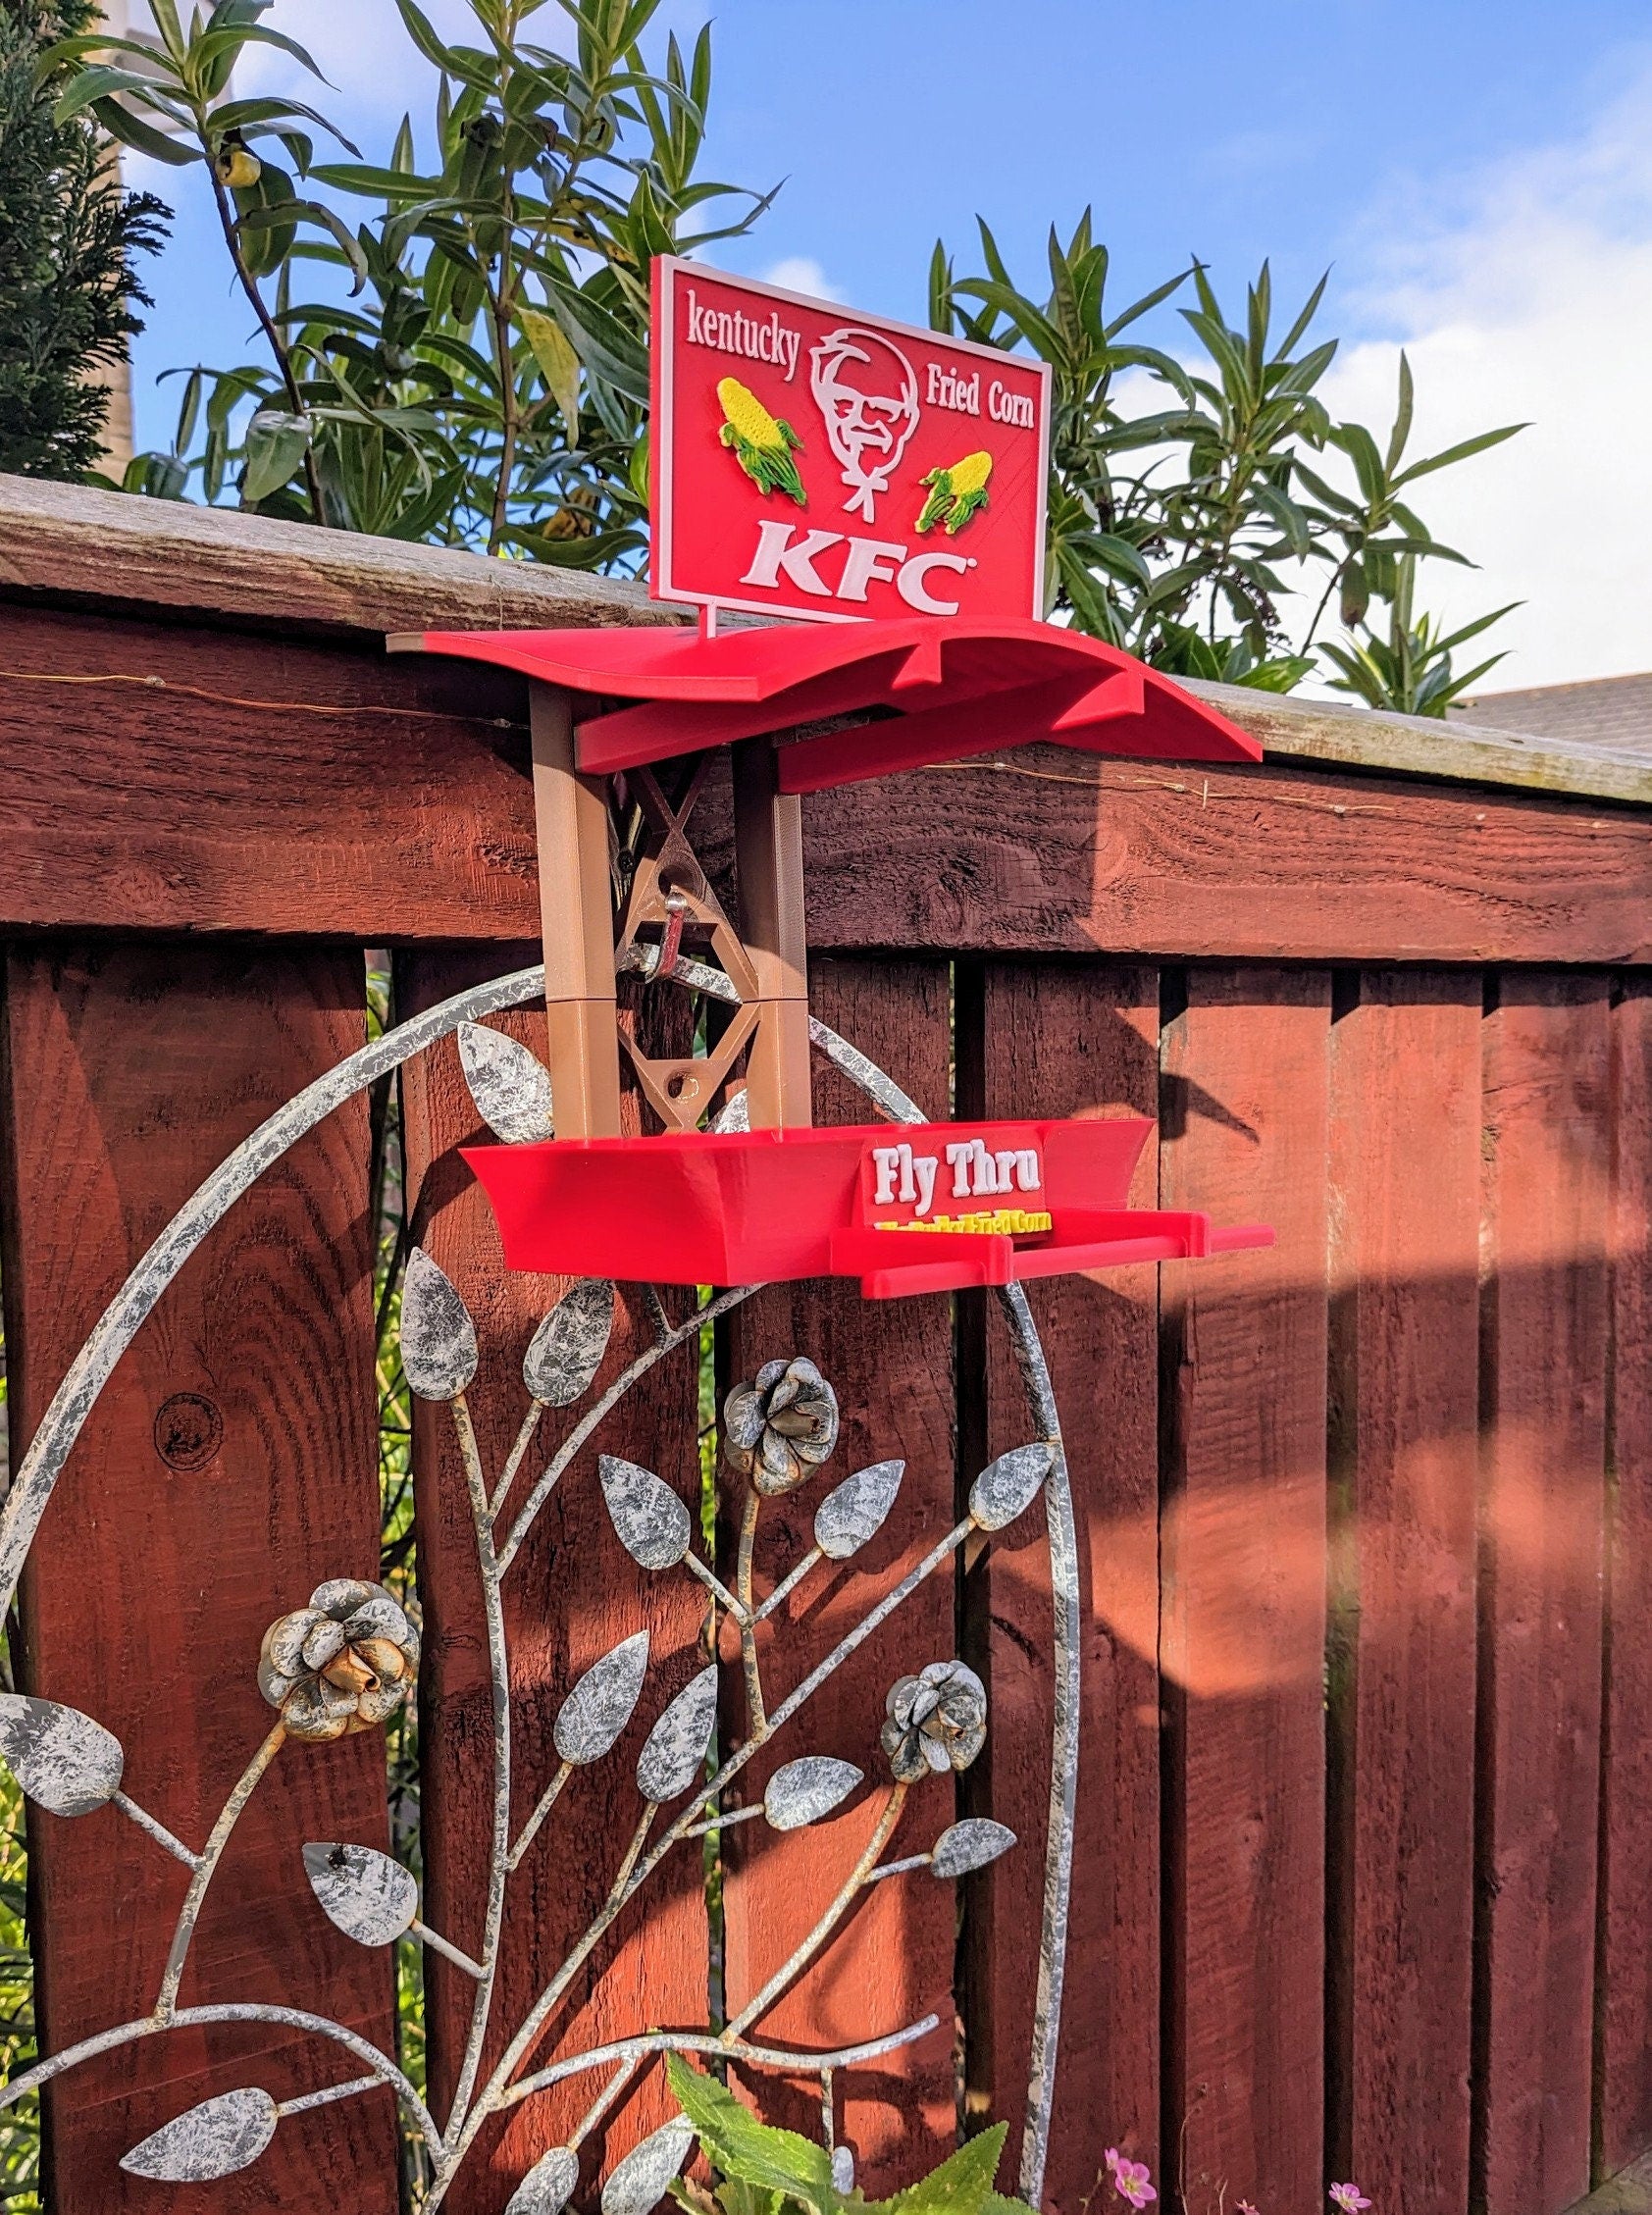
[[497, 2014, 942, 2112], [276, 2072, 384, 2119], [507, 1758, 573, 1874], [0, 2003, 441, 2156], [156, 1721, 286, 2020], [444, 1390, 511, 2141], [736, 1488, 766, 1731], [683, 1551, 749, 1623], [497, 1284, 757, 1575], [490, 1398, 547, 1520], [111, 1790, 199, 1870], [751, 1545, 822, 1624], [572, 2058, 640, 2147], [411, 1919, 488, 1982], [863, 1852, 931, 1885], [681, 1802, 761, 1841], [722, 1781, 908, 2042], [427, 1803, 656, 2205]]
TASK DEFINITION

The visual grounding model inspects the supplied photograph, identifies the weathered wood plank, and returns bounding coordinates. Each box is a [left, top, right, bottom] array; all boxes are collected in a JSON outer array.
[[396, 954, 706, 2214], [1159, 967, 1330, 2213], [1601, 980, 1652, 2177], [719, 958, 956, 2199], [3, 604, 1652, 964], [965, 960, 1161, 2210], [1325, 972, 1480, 2214], [0, 470, 670, 641], [7, 474, 1650, 809], [1476, 974, 1611, 2215], [0, 943, 397, 2212]]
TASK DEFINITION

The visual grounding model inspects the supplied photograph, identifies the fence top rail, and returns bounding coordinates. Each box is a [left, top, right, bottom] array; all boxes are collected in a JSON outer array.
[[2, 472, 1647, 812]]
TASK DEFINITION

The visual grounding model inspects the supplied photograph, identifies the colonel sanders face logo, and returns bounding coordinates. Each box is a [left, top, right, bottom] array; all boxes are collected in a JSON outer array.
[[809, 326, 920, 522]]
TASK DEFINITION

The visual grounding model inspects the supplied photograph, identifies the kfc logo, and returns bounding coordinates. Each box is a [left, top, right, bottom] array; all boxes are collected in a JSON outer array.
[[809, 326, 920, 523], [652, 256, 1050, 625]]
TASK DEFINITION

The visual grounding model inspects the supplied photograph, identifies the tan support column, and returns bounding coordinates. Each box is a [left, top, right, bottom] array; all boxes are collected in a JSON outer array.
[[531, 682, 621, 1137], [732, 737, 812, 1128]]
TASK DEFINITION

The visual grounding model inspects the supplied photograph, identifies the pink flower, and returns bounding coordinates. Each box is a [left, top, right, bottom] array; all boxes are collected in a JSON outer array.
[[1111, 2157, 1157, 2209], [1329, 2189, 1371, 2213], [1238, 2203, 1261, 2214]]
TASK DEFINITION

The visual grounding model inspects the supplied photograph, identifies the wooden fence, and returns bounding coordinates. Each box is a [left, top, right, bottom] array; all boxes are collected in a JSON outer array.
[[1, 476, 1651, 2215]]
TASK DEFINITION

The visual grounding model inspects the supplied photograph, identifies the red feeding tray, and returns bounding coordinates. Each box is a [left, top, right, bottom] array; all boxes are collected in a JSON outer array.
[[465, 1116, 1272, 1302]]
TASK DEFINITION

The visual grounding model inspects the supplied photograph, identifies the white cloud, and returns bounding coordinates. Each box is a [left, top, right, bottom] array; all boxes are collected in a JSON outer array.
[[1310, 59, 1652, 692], [760, 256, 844, 304]]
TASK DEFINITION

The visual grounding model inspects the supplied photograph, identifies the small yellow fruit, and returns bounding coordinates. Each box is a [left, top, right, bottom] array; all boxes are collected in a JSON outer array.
[[215, 146, 262, 189]]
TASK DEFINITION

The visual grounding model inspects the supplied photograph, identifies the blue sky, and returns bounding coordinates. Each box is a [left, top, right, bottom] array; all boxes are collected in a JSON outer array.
[[122, 0, 1652, 689]]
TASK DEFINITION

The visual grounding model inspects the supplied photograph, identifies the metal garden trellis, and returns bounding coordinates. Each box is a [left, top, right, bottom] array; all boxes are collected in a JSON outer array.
[[0, 595, 1275, 2210]]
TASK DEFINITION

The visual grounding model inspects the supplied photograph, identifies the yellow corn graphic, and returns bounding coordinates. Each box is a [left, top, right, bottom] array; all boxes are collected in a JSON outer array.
[[717, 376, 807, 505], [915, 448, 993, 536]]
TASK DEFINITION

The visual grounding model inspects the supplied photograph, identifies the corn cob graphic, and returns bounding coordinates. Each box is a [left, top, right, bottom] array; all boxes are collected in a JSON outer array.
[[716, 376, 807, 505], [915, 448, 993, 536]]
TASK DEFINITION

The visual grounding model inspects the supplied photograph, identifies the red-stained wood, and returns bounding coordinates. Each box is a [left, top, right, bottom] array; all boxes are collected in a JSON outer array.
[[1325, 972, 1481, 2213], [1159, 966, 1330, 2214], [0, 943, 397, 2213], [1601, 980, 1652, 2175], [963, 960, 1161, 2208], [5, 604, 1652, 966], [396, 953, 707, 2215], [719, 958, 956, 2199], [1476, 974, 1612, 2215]]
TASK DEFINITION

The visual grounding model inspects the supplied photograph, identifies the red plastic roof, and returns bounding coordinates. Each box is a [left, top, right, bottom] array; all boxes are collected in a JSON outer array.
[[391, 616, 1260, 792]]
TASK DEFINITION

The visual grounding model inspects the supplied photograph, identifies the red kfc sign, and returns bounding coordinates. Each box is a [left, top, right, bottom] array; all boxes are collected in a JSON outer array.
[[649, 256, 1052, 626]]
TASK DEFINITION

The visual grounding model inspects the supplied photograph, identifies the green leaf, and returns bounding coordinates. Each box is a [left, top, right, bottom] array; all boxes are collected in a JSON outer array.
[[866, 2123, 1009, 2215], [665, 2056, 837, 2214], [519, 306, 582, 429], [545, 278, 649, 402], [90, 95, 200, 165], [241, 409, 311, 503]]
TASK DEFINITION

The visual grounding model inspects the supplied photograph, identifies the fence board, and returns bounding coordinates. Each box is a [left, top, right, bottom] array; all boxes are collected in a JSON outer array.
[[1602, 980, 1652, 2175], [1476, 974, 1611, 2215], [7, 601, 1652, 969], [1326, 972, 1481, 2213], [720, 957, 956, 2199], [0, 942, 396, 2212], [1159, 966, 1330, 2214], [964, 959, 1161, 2208], [397, 953, 707, 2214]]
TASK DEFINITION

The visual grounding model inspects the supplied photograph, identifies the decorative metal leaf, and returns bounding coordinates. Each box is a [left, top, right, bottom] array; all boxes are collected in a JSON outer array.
[[120, 2087, 279, 2182], [599, 1456, 691, 1571], [600, 2116, 695, 2215], [554, 1631, 650, 1765], [832, 2147, 855, 2194], [636, 1665, 718, 1803], [458, 1020, 554, 1144], [764, 1756, 863, 1832], [506, 2144, 580, 2215], [524, 1279, 615, 1405], [399, 1248, 479, 1401], [968, 1443, 1054, 1532], [302, 1841, 418, 1946], [930, 1818, 1018, 1880], [707, 1087, 749, 1134], [0, 1694, 123, 1816], [813, 1459, 905, 1561]]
